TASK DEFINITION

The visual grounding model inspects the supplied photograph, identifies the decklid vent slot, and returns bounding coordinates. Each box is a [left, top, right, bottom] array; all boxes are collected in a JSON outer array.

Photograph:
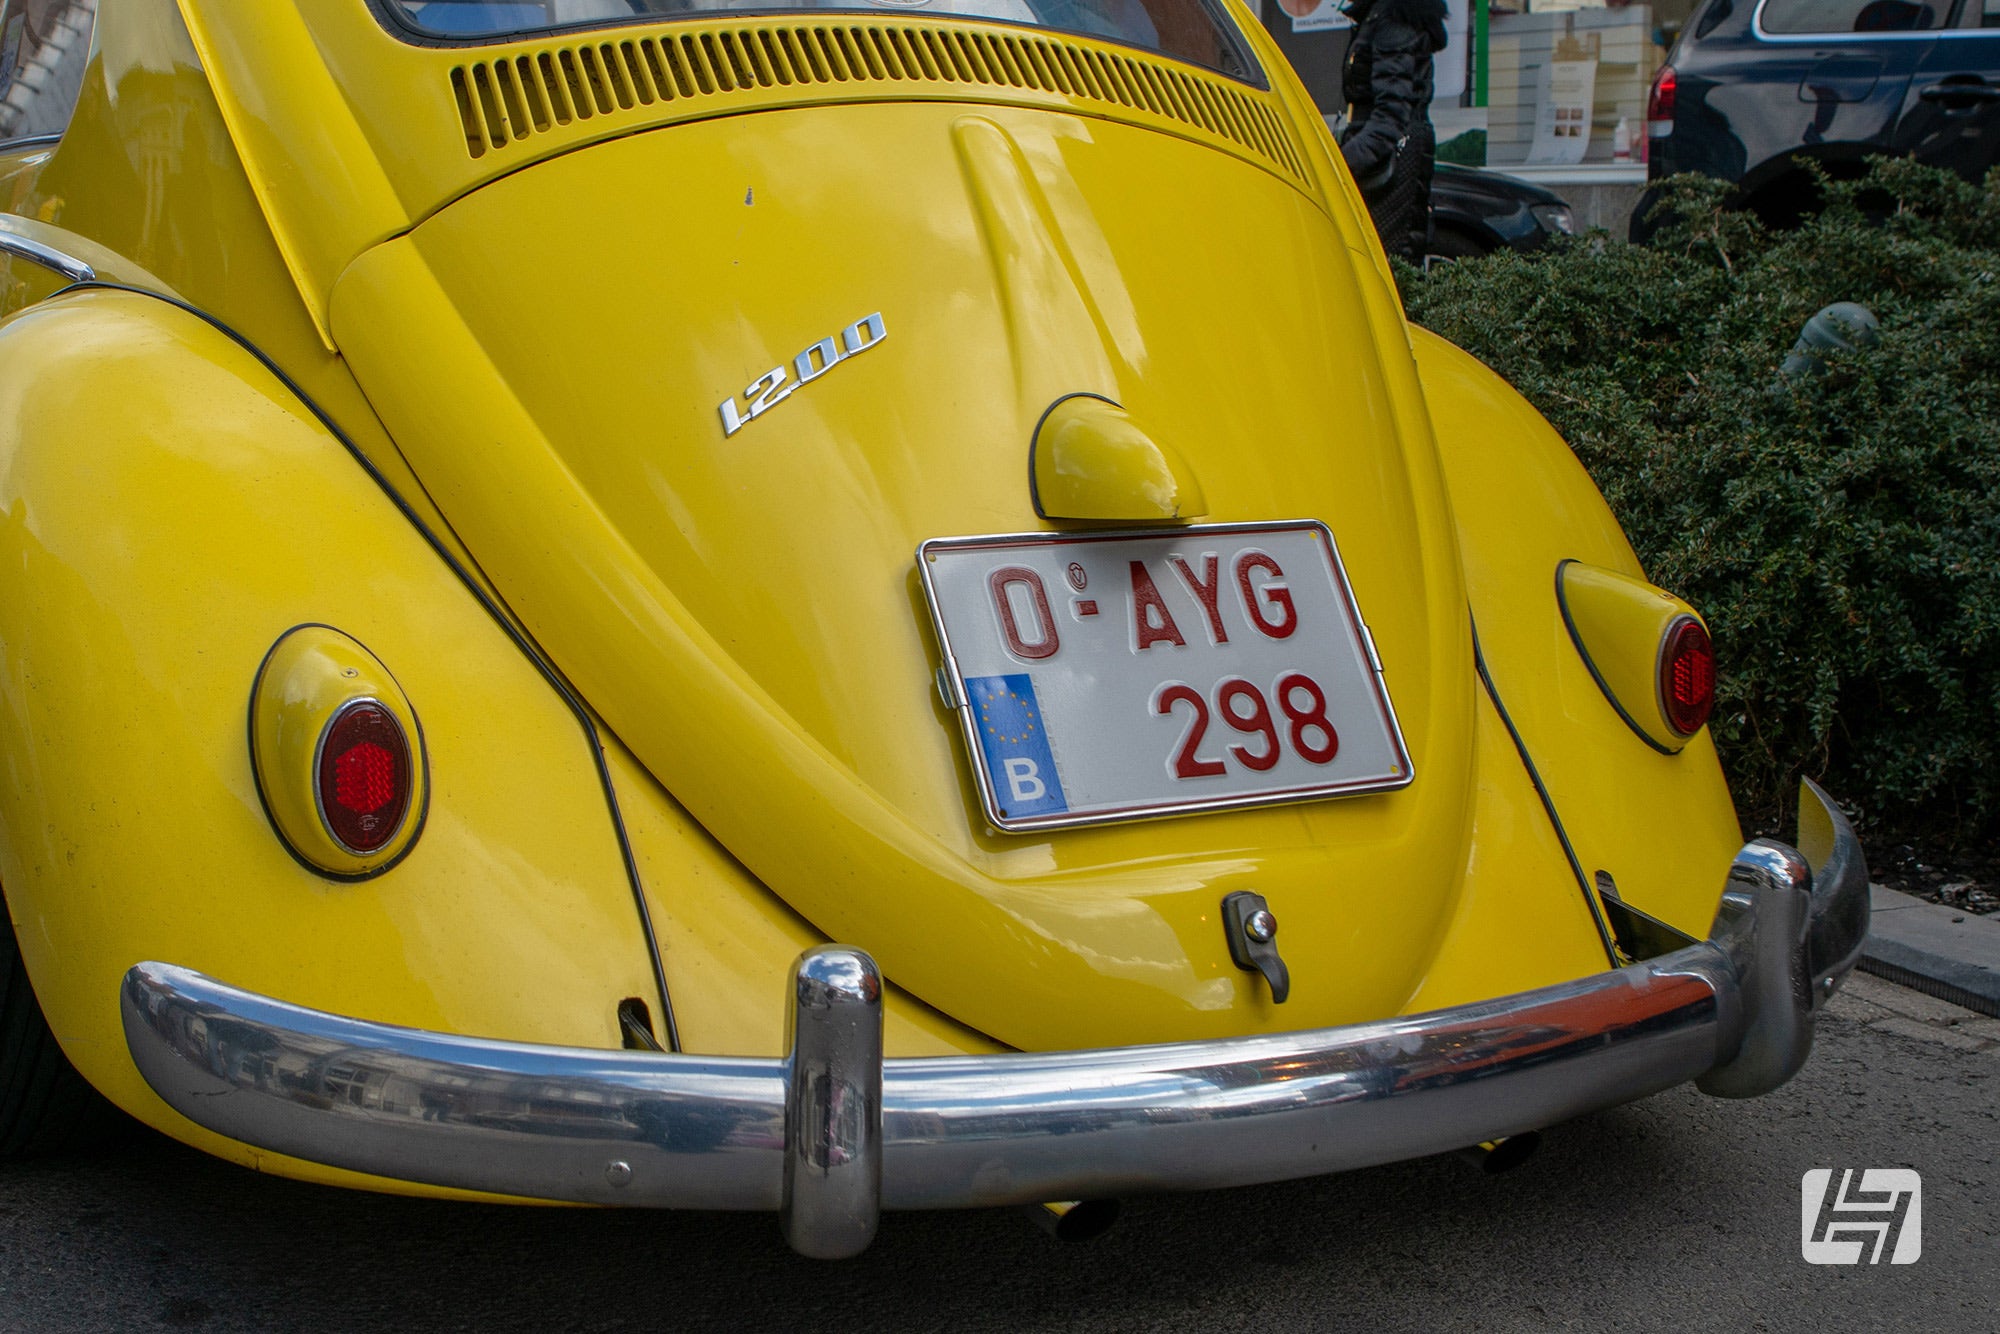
[[446, 20, 1308, 187]]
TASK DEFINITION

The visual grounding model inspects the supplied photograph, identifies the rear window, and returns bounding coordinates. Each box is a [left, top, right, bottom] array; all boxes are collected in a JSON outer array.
[[1761, 0, 1945, 32], [382, 0, 1259, 81]]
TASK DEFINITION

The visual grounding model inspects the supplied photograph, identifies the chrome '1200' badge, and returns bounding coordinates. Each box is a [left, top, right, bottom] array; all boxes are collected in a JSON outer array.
[[720, 312, 886, 437]]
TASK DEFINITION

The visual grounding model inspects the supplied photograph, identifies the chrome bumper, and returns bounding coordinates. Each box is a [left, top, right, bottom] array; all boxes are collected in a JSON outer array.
[[122, 780, 1866, 1259]]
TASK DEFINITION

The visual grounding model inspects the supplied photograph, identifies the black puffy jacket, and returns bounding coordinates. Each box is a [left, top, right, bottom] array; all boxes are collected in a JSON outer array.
[[1339, 0, 1448, 258]]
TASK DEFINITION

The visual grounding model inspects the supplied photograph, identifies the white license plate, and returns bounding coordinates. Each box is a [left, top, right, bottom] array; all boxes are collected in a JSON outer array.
[[917, 522, 1413, 831]]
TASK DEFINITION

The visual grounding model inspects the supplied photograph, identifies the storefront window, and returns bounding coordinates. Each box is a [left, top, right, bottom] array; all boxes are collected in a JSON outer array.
[[1475, 0, 1682, 172], [1259, 0, 1701, 180]]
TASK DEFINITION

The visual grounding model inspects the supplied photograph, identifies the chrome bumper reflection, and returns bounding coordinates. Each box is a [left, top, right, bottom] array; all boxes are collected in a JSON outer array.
[[122, 780, 1866, 1259]]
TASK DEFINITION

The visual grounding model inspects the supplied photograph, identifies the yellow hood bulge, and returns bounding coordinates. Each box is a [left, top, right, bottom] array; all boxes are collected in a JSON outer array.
[[331, 100, 1480, 1050]]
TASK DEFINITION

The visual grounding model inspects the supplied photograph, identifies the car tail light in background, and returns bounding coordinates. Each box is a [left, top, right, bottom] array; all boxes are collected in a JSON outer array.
[[317, 701, 413, 854], [1647, 65, 1676, 138], [1660, 617, 1716, 737], [250, 625, 428, 878]]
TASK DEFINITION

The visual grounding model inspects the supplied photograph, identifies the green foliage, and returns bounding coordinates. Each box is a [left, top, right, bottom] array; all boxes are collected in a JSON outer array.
[[1399, 162, 2000, 850], [1436, 129, 1487, 167]]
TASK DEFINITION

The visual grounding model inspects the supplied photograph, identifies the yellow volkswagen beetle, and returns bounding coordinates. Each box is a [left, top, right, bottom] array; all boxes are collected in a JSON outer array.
[[0, 0, 1866, 1256]]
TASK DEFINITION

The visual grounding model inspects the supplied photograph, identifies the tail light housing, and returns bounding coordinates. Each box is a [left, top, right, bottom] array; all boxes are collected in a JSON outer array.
[[1557, 561, 1714, 754], [251, 626, 428, 878], [1647, 65, 1677, 138]]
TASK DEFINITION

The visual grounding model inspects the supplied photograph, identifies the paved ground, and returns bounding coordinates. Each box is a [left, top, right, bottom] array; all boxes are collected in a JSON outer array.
[[0, 973, 1992, 1332]]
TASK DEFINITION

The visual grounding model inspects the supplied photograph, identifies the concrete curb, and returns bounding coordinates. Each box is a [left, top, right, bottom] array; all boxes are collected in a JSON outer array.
[[1858, 885, 2000, 1018]]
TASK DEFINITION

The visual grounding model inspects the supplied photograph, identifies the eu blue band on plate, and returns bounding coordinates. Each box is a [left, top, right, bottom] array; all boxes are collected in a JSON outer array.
[[965, 674, 1069, 818]]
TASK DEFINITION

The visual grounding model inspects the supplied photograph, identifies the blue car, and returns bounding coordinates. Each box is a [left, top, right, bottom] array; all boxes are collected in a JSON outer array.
[[1635, 0, 2000, 236]]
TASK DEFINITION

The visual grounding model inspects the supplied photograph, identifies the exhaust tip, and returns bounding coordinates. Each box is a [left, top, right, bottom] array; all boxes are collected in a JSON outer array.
[[1023, 1199, 1122, 1242], [1457, 1132, 1542, 1175]]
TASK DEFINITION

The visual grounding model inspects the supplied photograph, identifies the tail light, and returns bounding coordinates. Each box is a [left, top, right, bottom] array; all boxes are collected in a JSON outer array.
[[1659, 617, 1716, 737], [317, 701, 414, 854], [1647, 65, 1677, 138]]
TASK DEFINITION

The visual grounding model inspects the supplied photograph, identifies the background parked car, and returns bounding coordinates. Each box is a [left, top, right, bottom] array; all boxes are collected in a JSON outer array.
[[1430, 162, 1577, 259], [1634, 0, 2000, 237]]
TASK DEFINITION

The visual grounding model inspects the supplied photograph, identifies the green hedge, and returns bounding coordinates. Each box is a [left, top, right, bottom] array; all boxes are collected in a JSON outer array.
[[1398, 163, 2000, 852]]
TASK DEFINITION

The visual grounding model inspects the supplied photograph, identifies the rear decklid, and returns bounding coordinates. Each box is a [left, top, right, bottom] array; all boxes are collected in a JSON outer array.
[[330, 100, 1478, 1050]]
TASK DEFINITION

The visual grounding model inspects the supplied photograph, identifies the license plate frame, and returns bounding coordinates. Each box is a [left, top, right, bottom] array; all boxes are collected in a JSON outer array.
[[917, 521, 1414, 832]]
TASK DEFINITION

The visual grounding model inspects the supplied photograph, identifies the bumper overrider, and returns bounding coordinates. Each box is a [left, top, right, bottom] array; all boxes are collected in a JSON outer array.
[[121, 780, 1867, 1259]]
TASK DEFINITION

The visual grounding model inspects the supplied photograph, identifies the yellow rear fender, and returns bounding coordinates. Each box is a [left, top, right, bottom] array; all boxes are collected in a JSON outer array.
[[0, 284, 679, 1190], [1413, 329, 1743, 944]]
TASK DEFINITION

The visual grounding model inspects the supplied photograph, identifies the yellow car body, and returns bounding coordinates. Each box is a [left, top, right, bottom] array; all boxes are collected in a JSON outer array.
[[0, 0, 1866, 1254]]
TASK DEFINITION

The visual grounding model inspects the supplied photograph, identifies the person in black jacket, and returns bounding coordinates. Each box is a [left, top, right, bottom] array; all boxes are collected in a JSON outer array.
[[1339, 0, 1449, 261]]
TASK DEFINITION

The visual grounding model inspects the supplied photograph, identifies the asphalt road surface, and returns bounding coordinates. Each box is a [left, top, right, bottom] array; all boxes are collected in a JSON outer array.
[[0, 974, 1993, 1333]]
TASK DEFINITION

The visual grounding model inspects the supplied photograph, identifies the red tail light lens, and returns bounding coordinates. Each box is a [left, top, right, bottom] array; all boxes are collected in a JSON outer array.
[[1660, 619, 1715, 737], [1647, 66, 1677, 135], [317, 702, 412, 854]]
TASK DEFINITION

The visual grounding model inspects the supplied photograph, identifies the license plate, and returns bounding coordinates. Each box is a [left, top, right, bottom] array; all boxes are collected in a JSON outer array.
[[917, 522, 1413, 832]]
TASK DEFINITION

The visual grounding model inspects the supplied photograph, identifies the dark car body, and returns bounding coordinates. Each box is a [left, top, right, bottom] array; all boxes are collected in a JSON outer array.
[[1635, 0, 2000, 236], [1430, 161, 1576, 257]]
